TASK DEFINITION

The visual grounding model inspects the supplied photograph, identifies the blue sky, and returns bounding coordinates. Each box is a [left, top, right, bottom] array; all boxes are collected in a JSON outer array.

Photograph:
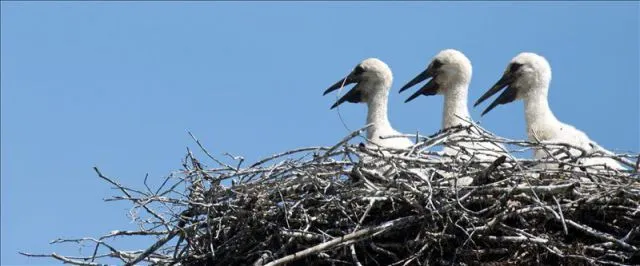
[[1, 2, 638, 265]]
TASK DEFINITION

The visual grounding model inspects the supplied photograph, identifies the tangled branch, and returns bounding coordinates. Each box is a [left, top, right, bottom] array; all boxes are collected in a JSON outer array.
[[23, 124, 640, 265]]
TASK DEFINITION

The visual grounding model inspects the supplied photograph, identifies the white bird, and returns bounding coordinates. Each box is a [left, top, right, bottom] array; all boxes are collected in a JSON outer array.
[[398, 49, 507, 162], [323, 58, 413, 149], [474, 52, 625, 171]]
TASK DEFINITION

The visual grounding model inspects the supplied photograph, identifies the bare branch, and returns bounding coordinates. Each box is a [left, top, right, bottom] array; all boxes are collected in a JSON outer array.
[[24, 126, 640, 265]]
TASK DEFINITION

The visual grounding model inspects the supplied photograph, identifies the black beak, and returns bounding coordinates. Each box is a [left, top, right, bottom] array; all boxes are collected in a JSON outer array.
[[323, 75, 357, 95], [398, 66, 439, 103], [323, 73, 362, 109], [474, 72, 517, 116]]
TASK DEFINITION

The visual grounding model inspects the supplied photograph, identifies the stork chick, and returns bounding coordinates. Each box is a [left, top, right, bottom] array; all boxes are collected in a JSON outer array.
[[324, 58, 413, 149], [399, 49, 507, 162], [474, 52, 624, 170]]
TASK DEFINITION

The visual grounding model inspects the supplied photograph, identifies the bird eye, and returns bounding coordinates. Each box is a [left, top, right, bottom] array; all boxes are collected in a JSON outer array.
[[431, 60, 443, 70], [353, 65, 365, 75], [509, 63, 523, 73]]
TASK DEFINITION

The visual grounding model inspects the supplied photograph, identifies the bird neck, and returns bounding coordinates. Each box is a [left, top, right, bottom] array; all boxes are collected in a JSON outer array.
[[366, 92, 393, 140], [523, 88, 559, 141], [442, 85, 471, 129]]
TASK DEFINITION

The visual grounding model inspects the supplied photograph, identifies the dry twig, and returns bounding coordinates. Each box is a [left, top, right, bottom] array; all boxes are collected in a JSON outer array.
[[23, 124, 640, 265]]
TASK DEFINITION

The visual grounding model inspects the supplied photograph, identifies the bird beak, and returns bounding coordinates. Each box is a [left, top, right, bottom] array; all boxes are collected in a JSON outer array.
[[398, 66, 439, 103], [473, 71, 517, 116], [323, 72, 362, 109]]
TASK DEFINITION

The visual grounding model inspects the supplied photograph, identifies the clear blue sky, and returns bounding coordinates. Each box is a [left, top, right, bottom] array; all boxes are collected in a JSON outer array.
[[2, 2, 638, 265]]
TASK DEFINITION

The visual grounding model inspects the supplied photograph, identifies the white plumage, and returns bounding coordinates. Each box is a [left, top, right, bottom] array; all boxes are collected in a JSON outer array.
[[399, 49, 507, 162], [323, 58, 413, 149], [474, 52, 625, 171]]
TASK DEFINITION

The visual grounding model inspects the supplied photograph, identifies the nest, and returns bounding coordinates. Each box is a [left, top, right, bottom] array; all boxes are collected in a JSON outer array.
[[23, 125, 640, 266]]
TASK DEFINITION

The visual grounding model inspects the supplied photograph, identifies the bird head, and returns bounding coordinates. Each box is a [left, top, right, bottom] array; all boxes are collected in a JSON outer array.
[[399, 49, 472, 103], [474, 52, 552, 116], [323, 58, 393, 109]]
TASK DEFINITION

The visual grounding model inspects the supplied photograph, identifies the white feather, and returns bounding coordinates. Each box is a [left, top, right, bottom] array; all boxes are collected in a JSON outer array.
[[350, 58, 413, 149], [422, 49, 508, 162], [505, 53, 624, 171]]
